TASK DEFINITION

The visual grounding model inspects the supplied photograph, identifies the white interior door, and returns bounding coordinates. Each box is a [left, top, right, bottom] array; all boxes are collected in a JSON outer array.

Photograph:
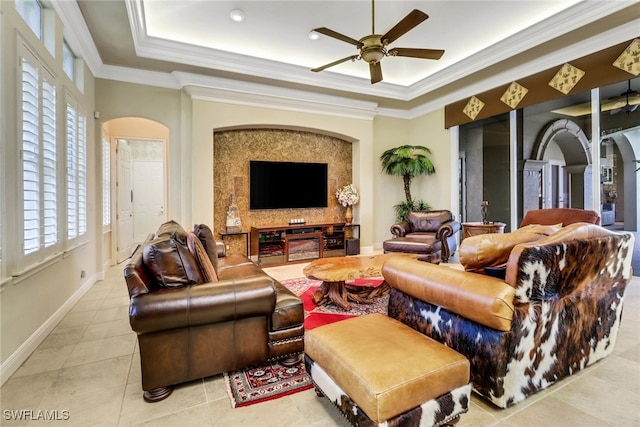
[[116, 140, 134, 262], [133, 160, 165, 242]]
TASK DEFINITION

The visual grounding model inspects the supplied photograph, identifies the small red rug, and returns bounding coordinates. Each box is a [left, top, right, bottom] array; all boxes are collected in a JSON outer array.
[[224, 276, 388, 407], [224, 358, 313, 408]]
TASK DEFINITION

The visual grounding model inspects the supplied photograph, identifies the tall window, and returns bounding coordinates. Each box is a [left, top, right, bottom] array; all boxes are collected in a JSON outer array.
[[20, 53, 57, 255], [62, 40, 75, 81], [66, 102, 87, 240], [15, 0, 42, 39], [102, 138, 111, 227]]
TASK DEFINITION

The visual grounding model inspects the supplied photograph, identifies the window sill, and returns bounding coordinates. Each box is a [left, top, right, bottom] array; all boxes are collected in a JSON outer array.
[[7, 241, 89, 289], [63, 240, 88, 258], [0, 277, 14, 293], [10, 252, 63, 286]]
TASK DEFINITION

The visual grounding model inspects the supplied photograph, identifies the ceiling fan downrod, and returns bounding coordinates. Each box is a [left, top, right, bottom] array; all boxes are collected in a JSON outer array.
[[371, 0, 375, 35]]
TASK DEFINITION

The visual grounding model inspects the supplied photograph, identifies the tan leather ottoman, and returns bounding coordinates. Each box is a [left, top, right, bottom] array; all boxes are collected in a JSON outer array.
[[304, 313, 471, 426]]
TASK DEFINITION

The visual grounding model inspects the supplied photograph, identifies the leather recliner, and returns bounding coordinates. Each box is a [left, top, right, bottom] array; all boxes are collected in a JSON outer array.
[[383, 210, 461, 262], [123, 221, 304, 402]]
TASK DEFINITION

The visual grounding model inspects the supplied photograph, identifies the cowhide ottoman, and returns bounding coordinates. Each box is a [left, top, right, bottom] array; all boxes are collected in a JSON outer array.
[[304, 313, 471, 427]]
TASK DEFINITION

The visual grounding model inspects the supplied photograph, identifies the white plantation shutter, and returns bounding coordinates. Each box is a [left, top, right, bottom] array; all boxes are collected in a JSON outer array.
[[21, 59, 40, 254], [78, 115, 87, 235], [42, 80, 57, 247], [66, 102, 87, 240], [20, 54, 57, 256], [66, 103, 77, 239]]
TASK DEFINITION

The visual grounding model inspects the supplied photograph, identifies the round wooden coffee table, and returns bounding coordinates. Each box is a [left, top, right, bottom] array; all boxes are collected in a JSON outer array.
[[303, 254, 420, 311]]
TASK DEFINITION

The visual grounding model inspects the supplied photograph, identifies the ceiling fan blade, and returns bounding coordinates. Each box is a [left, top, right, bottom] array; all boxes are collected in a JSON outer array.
[[311, 55, 359, 72], [381, 9, 428, 45], [312, 27, 362, 47], [388, 47, 444, 60], [370, 62, 383, 84]]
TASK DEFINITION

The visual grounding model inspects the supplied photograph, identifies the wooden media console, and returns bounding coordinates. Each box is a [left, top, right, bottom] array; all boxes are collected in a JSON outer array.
[[250, 222, 360, 266]]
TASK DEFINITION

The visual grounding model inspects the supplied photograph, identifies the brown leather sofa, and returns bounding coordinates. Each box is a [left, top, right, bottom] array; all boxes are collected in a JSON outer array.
[[382, 222, 635, 408], [123, 220, 304, 402], [383, 210, 461, 262]]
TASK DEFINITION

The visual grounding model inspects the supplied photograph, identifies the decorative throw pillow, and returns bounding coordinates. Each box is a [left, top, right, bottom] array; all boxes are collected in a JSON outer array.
[[193, 223, 219, 272], [459, 223, 562, 271], [143, 221, 204, 288], [187, 232, 219, 283]]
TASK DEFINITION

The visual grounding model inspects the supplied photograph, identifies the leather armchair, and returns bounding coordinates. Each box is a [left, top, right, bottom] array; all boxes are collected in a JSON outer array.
[[520, 207, 600, 227], [124, 221, 304, 402], [385, 210, 461, 262]]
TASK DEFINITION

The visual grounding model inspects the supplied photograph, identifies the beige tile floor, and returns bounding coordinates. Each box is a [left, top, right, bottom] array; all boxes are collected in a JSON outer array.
[[1, 255, 639, 426]]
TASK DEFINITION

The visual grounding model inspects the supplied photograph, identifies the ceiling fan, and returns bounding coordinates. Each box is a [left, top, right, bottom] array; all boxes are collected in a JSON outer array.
[[610, 80, 639, 115], [310, 0, 444, 84]]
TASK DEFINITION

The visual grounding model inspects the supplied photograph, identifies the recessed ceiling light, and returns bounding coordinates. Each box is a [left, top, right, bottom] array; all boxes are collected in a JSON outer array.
[[229, 9, 245, 22], [308, 31, 320, 41]]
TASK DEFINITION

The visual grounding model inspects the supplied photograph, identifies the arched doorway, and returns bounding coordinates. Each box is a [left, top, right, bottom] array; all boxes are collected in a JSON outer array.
[[526, 119, 593, 213], [103, 117, 169, 263], [602, 129, 639, 231]]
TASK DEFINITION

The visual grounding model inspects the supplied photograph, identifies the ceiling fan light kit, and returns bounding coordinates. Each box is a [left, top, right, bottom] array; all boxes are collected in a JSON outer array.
[[311, 0, 444, 84]]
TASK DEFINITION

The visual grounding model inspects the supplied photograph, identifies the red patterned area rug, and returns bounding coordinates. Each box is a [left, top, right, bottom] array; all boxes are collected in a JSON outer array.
[[224, 276, 388, 408], [224, 358, 313, 408], [283, 276, 388, 330]]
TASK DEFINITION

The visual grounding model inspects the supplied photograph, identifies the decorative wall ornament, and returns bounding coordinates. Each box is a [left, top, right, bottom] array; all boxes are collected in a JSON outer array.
[[548, 63, 585, 94], [226, 194, 242, 233], [500, 81, 528, 109], [612, 38, 640, 76], [463, 96, 485, 119]]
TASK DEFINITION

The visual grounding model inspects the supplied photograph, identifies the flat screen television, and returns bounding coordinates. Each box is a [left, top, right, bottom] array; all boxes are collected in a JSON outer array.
[[250, 160, 328, 209]]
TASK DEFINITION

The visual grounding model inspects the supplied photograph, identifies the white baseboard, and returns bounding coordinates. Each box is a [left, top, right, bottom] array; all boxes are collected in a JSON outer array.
[[0, 273, 98, 385]]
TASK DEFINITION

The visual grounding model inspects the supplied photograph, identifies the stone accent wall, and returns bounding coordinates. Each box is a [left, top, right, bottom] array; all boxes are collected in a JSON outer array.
[[213, 128, 353, 254]]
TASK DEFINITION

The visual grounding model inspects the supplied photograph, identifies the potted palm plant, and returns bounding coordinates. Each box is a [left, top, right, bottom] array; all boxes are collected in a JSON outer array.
[[380, 144, 436, 221]]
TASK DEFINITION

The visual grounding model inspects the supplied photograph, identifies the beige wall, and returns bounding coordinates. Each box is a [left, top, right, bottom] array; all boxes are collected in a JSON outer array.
[[372, 111, 453, 247]]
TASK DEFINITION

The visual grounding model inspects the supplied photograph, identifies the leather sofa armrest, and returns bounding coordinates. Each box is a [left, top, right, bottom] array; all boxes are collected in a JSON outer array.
[[382, 256, 515, 332], [390, 221, 411, 237], [130, 277, 276, 334], [436, 220, 461, 240]]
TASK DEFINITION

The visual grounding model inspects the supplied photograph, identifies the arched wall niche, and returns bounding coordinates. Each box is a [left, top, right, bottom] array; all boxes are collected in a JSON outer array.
[[212, 126, 355, 253]]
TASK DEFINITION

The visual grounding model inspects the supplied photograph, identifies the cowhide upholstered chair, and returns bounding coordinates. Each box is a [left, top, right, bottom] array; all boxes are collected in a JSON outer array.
[[382, 222, 634, 408]]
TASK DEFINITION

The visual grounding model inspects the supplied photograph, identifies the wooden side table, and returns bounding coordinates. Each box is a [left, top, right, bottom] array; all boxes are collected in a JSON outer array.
[[462, 222, 506, 239], [220, 231, 250, 256]]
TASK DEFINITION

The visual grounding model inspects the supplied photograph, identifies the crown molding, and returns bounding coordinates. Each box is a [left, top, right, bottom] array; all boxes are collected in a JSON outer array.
[[177, 73, 379, 120], [95, 65, 182, 89]]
